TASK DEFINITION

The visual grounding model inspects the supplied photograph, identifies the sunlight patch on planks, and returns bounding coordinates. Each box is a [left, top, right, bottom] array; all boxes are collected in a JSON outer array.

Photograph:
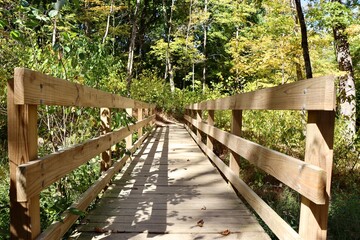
[[71, 124, 270, 240]]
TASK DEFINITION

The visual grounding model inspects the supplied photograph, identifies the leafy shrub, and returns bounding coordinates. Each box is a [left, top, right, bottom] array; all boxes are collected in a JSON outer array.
[[0, 162, 9, 240], [329, 192, 360, 240]]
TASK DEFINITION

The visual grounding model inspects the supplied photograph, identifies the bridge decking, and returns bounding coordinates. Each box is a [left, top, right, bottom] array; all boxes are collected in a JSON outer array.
[[72, 124, 270, 240]]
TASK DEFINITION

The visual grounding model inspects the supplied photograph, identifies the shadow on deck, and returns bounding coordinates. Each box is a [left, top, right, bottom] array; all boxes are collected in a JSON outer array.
[[71, 124, 270, 240]]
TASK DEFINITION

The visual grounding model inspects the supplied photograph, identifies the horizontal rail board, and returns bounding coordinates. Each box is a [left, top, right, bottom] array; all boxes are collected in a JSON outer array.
[[185, 115, 326, 204], [17, 115, 155, 202], [186, 76, 335, 111], [14, 68, 155, 109], [185, 125, 300, 240], [36, 130, 152, 240]]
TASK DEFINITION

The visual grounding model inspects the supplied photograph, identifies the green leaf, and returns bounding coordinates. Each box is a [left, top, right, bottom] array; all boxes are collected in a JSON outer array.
[[49, 10, 58, 18], [63, 46, 70, 53], [10, 30, 24, 42], [0, 20, 5, 29], [73, 0, 80, 8], [67, 207, 85, 217]]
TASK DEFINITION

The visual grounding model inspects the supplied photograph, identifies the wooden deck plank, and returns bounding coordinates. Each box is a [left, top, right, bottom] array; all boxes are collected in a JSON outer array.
[[71, 124, 270, 240], [74, 232, 270, 240]]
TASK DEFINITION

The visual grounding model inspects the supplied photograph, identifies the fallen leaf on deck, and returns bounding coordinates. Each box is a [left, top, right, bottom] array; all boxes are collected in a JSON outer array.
[[220, 229, 230, 236], [201, 206, 206, 210], [94, 227, 107, 233], [197, 219, 204, 227]]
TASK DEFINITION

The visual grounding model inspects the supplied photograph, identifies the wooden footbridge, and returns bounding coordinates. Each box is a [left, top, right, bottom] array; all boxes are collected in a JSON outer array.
[[8, 68, 336, 240]]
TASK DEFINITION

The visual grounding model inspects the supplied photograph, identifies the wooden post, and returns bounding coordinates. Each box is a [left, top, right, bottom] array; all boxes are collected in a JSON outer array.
[[125, 108, 133, 149], [138, 108, 143, 137], [191, 109, 196, 134], [196, 110, 202, 141], [230, 110, 242, 175], [8, 80, 40, 239], [299, 110, 335, 240], [100, 108, 111, 172], [207, 110, 215, 151]]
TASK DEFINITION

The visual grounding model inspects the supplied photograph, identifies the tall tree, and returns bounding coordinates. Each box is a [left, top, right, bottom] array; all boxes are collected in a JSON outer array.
[[202, 0, 208, 92], [102, 0, 114, 44], [331, 0, 356, 138], [127, 0, 142, 96], [294, 0, 313, 79], [162, 0, 176, 93]]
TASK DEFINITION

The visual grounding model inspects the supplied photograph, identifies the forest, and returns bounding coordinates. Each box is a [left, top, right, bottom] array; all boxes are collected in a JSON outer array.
[[0, 0, 359, 239]]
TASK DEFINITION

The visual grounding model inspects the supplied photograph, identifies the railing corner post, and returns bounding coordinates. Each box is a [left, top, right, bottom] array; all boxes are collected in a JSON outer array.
[[8, 79, 40, 240], [299, 110, 335, 240]]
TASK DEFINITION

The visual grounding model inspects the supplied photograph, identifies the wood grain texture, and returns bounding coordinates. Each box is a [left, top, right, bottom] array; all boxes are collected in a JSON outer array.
[[126, 108, 133, 149], [206, 110, 214, 151], [138, 109, 143, 137], [72, 125, 270, 240], [17, 115, 155, 201], [184, 115, 327, 204], [299, 111, 335, 240], [8, 80, 40, 239], [230, 110, 242, 175], [186, 76, 335, 111], [37, 130, 153, 240], [185, 125, 301, 240], [196, 110, 202, 140], [73, 232, 271, 240], [14, 68, 155, 109]]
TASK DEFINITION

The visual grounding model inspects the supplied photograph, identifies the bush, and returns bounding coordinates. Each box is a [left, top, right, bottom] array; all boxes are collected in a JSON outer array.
[[329, 192, 360, 240]]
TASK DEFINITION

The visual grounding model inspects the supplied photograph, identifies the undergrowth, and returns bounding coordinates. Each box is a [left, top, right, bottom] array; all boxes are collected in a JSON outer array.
[[207, 109, 359, 240]]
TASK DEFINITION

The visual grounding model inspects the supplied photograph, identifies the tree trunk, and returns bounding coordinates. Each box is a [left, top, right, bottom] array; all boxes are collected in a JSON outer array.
[[162, 0, 176, 93], [126, 0, 141, 96], [168, 0, 175, 93], [331, 0, 356, 138], [186, 0, 193, 90], [202, 0, 207, 93], [102, 0, 114, 44], [294, 0, 312, 79], [333, 25, 356, 137]]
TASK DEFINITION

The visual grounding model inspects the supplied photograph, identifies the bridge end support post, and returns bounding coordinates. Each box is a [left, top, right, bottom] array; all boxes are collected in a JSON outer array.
[[8, 79, 40, 240], [299, 110, 335, 240]]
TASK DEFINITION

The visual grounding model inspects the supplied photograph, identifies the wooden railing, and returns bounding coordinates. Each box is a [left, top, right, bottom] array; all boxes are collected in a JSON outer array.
[[7, 68, 156, 239], [184, 76, 336, 240]]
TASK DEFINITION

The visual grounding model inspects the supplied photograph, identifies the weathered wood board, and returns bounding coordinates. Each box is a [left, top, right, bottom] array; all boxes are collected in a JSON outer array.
[[71, 124, 270, 240]]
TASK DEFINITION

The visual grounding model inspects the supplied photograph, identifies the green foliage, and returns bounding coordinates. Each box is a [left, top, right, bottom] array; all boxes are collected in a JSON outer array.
[[308, 1, 354, 30], [0, 0, 359, 239], [40, 158, 100, 230], [0, 162, 9, 240], [329, 192, 360, 240]]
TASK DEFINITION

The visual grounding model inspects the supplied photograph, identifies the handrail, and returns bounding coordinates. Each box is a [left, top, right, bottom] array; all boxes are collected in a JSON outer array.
[[8, 68, 156, 239], [187, 76, 335, 111], [184, 76, 336, 240]]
